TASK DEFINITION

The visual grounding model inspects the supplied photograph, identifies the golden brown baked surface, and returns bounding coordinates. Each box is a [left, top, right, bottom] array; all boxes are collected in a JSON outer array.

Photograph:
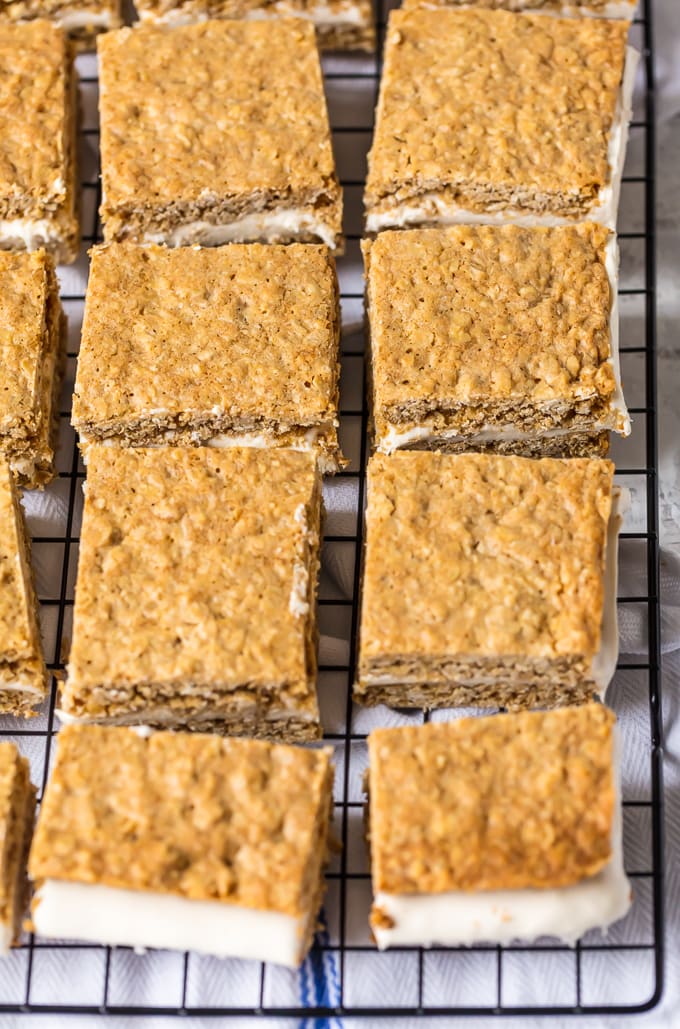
[[30, 724, 333, 916], [72, 243, 344, 470], [364, 224, 625, 444], [365, 9, 628, 216], [62, 446, 322, 736], [368, 704, 616, 895], [0, 250, 65, 487], [0, 21, 79, 259], [98, 20, 342, 246], [0, 458, 47, 710], [0, 741, 36, 940], [358, 451, 614, 669]]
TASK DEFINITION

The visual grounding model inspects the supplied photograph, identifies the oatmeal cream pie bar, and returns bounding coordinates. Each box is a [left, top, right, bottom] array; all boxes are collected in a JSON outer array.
[[0, 22, 78, 262], [355, 452, 625, 710], [400, 0, 636, 19], [61, 446, 323, 739], [0, 0, 122, 46], [366, 704, 631, 948], [72, 243, 345, 473], [30, 725, 333, 966], [364, 224, 628, 458], [133, 0, 374, 52], [98, 20, 343, 250], [0, 743, 36, 952], [0, 251, 66, 488], [0, 459, 48, 716], [365, 9, 637, 233]]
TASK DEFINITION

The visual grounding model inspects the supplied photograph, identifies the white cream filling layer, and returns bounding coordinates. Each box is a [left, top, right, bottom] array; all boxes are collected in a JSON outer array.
[[0, 217, 61, 249], [590, 486, 628, 696], [0, 680, 44, 696], [0, 923, 12, 957], [141, 208, 338, 250], [373, 733, 630, 950], [56, 8, 115, 28], [367, 47, 638, 234], [57, 700, 317, 727], [141, 3, 365, 26], [207, 425, 325, 450], [381, 420, 611, 452], [290, 503, 311, 618], [33, 880, 306, 967]]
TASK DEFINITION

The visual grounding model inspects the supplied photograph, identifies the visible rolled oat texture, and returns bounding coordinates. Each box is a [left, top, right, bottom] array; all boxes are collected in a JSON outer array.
[[356, 451, 615, 710], [63, 446, 323, 739], [98, 20, 343, 250], [73, 242, 345, 473], [0, 21, 79, 261]]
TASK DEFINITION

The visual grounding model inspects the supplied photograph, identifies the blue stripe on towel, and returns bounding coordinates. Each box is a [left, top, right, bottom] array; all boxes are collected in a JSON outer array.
[[299, 907, 342, 1029]]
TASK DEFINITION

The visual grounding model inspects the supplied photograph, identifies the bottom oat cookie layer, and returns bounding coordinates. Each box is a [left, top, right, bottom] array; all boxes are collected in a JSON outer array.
[[366, 704, 631, 948], [0, 742, 36, 951], [356, 452, 620, 710], [0, 459, 48, 716], [29, 725, 334, 966], [61, 446, 323, 739]]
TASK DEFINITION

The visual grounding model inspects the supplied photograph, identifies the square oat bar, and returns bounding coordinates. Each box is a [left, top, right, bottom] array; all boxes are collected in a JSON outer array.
[[364, 224, 628, 458], [62, 446, 323, 739], [133, 0, 374, 51], [98, 21, 343, 250], [0, 458, 48, 716], [355, 452, 623, 710], [30, 725, 333, 966], [366, 705, 631, 948], [365, 9, 636, 232], [0, 743, 36, 952], [0, 22, 79, 262], [0, 251, 66, 488], [72, 243, 345, 473], [400, 0, 635, 18]]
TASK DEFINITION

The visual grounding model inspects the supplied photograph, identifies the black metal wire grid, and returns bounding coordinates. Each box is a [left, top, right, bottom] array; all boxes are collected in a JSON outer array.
[[0, 0, 663, 1016]]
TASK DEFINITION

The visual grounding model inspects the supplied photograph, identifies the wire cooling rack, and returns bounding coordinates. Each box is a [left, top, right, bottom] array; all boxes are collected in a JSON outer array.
[[0, 0, 663, 1017]]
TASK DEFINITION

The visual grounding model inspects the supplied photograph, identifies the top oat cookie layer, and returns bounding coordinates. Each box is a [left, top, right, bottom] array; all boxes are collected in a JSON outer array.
[[73, 243, 339, 432], [368, 704, 616, 894], [364, 224, 618, 426], [65, 446, 320, 697], [365, 9, 628, 210], [98, 20, 338, 209], [0, 20, 71, 218], [0, 251, 53, 437], [360, 452, 614, 664], [30, 724, 332, 914]]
